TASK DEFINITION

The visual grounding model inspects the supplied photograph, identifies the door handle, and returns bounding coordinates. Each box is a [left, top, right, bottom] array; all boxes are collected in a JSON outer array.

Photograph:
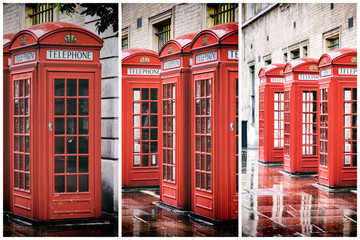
[[230, 123, 234, 131], [49, 123, 53, 131]]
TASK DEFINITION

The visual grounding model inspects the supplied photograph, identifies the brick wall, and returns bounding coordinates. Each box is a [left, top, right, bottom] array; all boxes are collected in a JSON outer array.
[[3, 4, 22, 34], [242, 3, 357, 146]]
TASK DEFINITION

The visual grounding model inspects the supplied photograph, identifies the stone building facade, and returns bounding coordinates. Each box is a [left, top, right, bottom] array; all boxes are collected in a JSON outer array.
[[122, 3, 239, 52], [241, 3, 357, 147], [3, 3, 118, 213]]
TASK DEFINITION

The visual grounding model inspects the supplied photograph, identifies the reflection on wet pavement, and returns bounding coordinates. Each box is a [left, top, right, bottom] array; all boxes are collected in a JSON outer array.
[[242, 148, 357, 237], [122, 192, 238, 237]]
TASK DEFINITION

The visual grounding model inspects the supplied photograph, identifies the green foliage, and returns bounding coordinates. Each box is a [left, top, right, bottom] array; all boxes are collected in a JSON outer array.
[[52, 3, 78, 17]]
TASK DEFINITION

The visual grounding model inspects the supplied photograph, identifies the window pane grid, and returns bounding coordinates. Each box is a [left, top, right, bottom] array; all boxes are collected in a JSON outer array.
[[274, 92, 284, 149], [302, 91, 317, 157], [133, 88, 158, 168], [195, 79, 212, 192], [163, 83, 176, 182], [13, 79, 31, 192], [211, 4, 237, 25], [54, 78, 89, 193], [284, 91, 291, 156], [30, 3, 54, 26], [319, 88, 328, 166], [343, 88, 357, 167]]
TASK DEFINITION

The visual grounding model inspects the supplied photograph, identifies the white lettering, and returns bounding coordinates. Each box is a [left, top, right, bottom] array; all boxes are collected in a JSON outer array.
[[298, 74, 319, 80], [320, 68, 332, 77], [14, 51, 36, 64], [270, 78, 284, 83], [47, 50, 93, 60], [127, 68, 160, 75], [338, 68, 357, 75], [189, 57, 193, 66], [163, 58, 180, 69], [260, 78, 266, 84], [285, 75, 293, 81], [195, 51, 217, 63], [228, 50, 238, 59]]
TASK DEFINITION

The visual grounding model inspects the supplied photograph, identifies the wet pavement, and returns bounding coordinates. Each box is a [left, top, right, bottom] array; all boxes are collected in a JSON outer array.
[[122, 189, 238, 237], [242, 148, 357, 237], [3, 212, 118, 237]]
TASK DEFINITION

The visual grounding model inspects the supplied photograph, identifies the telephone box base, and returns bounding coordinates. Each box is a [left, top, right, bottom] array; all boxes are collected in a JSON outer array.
[[153, 201, 189, 214], [280, 170, 317, 178], [258, 160, 283, 167], [312, 183, 357, 193]]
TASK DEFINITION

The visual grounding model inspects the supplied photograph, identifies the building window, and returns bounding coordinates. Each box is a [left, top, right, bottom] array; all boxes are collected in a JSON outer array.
[[303, 46, 308, 57], [154, 20, 171, 51], [327, 36, 339, 51], [210, 3, 237, 26], [290, 49, 300, 60], [283, 52, 288, 63], [250, 66, 255, 124], [28, 3, 54, 26], [122, 35, 128, 50], [265, 59, 271, 65]]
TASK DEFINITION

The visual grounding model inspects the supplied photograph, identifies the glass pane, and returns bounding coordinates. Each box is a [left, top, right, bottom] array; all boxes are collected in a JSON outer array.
[[150, 155, 158, 166], [67, 137, 77, 154], [201, 99, 205, 115], [19, 99, 24, 115], [134, 116, 140, 127], [79, 175, 89, 192], [151, 142, 158, 153], [172, 167, 175, 181], [195, 81, 200, 97], [14, 81, 19, 97], [67, 98, 77, 115], [55, 137, 64, 154], [201, 80, 205, 97], [206, 98, 211, 115], [151, 102, 158, 114], [20, 173, 24, 189], [67, 175, 77, 192], [134, 142, 140, 153], [150, 89, 157, 100], [196, 172, 200, 188], [142, 115, 149, 127], [201, 155, 205, 170], [79, 156, 89, 173], [25, 174, 30, 191], [20, 155, 24, 170], [14, 118, 19, 133], [25, 136, 30, 153], [206, 79, 211, 96], [163, 166, 166, 179], [14, 154, 19, 170], [134, 129, 140, 140], [352, 102, 357, 114], [79, 79, 89, 96], [67, 79, 77, 96], [55, 175, 65, 193], [133, 88, 140, 100], [79, 99, 89, 115], [196, 154, 200, 170], [55, 156, 65, 173], [142, 102, 149, 114], [201, 172, 205, 189], [133, 155, 140, 166], [67, 156, 77, 173], [19, 80, 24, 97], [66, 118, 77, 135], [196, 99, 200, 115], [133, 103, 140, 114], [26, 155, 31, 172], [163, 149, 167, 163], [201, 117, 205, 133], [150, 115, 158, 127], [150, 128, 158, 140], [207, 136, 211, 153], [55, 118, 65, 135], [196, 118, 200, 133], [206, 155, 211, 171], [74, 117, 84, 134], [142, 155, 149, 167], [14, 172, 19, 188], [25, 99, 30, 115], [14, 99, 19, 115], [19, 118, 24, 133], [142, 89, 149, 100], [55, 79, 65, 96], [201, 136, 206, 152], [54, 99, 65, 115], [142, 129, 149, 140], [344, 89, 351, 101], [196, 136, 200, 152], [344, 103, 351, 114], [353, 88, 357, 100], [79, 137, 88, 154], [142, 142, 149, 153], [344, 129, 351, 140], [14, 135, 19, 152], [207, 174, 211, 191]]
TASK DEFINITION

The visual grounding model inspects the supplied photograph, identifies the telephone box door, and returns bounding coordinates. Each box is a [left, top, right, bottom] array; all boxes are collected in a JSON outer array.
[[48, 72, 96, 219], [230, 72, 239, 219]]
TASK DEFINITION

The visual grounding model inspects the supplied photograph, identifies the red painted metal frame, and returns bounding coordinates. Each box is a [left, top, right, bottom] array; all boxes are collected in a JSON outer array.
[[317, 48, 357, 187], [190, 22, 238, 221], [4, 33, 16, 211], [122, 49, 161, 187], [8, 22, 103, 220], [283, 58, 319, 174], [158, 34, 196, 209], [258, 64, 285, 164]]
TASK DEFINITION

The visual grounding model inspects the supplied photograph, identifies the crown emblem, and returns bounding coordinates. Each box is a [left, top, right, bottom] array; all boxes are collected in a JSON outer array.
[[351, 56, 357, 63], [20, 36, 26, 46], [323, 58, 327, 64], [202, 36, 208, 46], [168, 45, 173, 54], [286, 66, 290, 71], [280, 70, 284, 75], [64, 32, 77, 43], [140, 56, 150, 63], [309, 64, 317, 71]]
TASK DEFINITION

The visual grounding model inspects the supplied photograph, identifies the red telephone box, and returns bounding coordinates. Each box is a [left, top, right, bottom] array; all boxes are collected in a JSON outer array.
[[4, 33, 16, 211], [158, 34, 196, 209], [258, 64, 285, 164], [122, 49, 161, 187], [190, 22, 238, 220], [316, 48, 357, 188], [8, 22, 103, 220], [283, 58, 319, 175]]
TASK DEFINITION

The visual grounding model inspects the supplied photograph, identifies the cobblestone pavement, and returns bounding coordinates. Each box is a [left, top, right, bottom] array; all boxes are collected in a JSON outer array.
[[242, 148, 357, 237]]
